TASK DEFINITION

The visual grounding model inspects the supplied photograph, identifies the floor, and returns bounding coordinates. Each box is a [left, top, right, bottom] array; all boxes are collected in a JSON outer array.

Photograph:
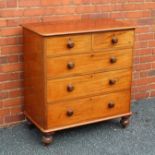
[[0, 98, 155, 155]]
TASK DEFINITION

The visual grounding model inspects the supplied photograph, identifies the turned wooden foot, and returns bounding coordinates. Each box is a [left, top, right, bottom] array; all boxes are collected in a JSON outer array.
[[26, 118, 35, 129], [42, 133, 53, 145], [120, 116, 130, 128]]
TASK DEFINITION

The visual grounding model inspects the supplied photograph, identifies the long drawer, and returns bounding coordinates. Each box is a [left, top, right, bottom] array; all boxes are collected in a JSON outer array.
[[45, 34, 91, 56], [47, 90, 131, 129], [47, 69, 131, 103], [92, 30, 134, 50], [47, 49, 132, 79]]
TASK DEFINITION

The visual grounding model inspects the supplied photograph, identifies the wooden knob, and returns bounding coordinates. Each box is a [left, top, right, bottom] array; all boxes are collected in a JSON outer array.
[[108, 102, 115, 108], [67, 84, 74, 92], [111, 36, 118, 44], [109, 79, 116, 85], [67, 39, 74, 48], [66, 109, 74, 117], [67, 62, 75, 69], [110, 56, 117, 63]]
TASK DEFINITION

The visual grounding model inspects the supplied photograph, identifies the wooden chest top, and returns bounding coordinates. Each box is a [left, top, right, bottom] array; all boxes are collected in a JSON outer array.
[[22, 18, 135, 36]]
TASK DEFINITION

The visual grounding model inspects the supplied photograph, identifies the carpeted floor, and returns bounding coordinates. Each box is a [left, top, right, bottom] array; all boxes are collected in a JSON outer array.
[[0, 98, 155, 155]]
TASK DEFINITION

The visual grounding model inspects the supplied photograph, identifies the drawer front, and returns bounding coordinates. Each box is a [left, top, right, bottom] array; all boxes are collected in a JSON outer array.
[[92, 30, 134, 50], [45, 34, 91, 56], [47, 49, 132, 79], [47, 69, 131, 102], [47, 90, 130, 129]]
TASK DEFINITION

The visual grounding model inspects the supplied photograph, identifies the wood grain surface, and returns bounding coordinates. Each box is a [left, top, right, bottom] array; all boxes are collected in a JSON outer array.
[[47, 69, 132, 103], [23, 18, 135, 134], [92, 30, 134, 50], [22, 18, 135, 36], [45, 34, 91, 56], [47, 90, 131, 129], [47, 49, 132, 79], [23, 29, 46, 128]]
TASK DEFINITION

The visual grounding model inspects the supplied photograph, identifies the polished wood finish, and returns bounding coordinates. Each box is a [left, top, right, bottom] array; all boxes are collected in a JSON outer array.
[[47, 90, 130, 129], [46, 34, 91, 56], [23, 29, 46, 129], [47, 49, 132, 79], [23, 18, 135, 145], [22, 18, 134, 36], [47, 69, 131, 103], [92, 30, 134, 50]]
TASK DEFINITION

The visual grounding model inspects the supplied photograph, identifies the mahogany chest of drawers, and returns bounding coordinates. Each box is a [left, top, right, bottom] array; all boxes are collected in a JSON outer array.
[[22, 18, 135, 145]]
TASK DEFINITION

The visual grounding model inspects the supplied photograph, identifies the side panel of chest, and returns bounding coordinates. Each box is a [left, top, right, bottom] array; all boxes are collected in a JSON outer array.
[[23, 29, 46, 128]]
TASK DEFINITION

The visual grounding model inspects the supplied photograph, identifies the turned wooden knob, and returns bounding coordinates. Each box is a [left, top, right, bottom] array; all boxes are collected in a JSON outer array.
[[66, 109, 74, 117], [67, 39, 74, 48], [108, 102, 115, 108], [67, 62, 75, 69], [111, 36, 118, 44], [109, 79, 116, 85], [67, 84, 74, 92], [110, 56, 117, 63]]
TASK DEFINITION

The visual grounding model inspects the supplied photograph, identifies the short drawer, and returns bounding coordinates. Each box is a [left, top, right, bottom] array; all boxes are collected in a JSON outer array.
[[45, 34, 91, 56], [47, 69, 131, 103], [92, 30, 134, 50], [47, 90, 130, 129], [47, 49, 132, 79]]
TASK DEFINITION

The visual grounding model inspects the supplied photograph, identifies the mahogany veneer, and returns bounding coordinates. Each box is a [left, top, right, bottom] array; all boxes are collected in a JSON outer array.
[[22, 18, 135, 145]]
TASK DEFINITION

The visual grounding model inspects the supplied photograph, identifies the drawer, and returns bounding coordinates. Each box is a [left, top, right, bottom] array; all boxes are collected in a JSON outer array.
[[47, 90, 130, 129], [47, 69, 131, 102], [92, 30, 134, 50], [47, 49, 132, 78], [45, 34, 91, 56]]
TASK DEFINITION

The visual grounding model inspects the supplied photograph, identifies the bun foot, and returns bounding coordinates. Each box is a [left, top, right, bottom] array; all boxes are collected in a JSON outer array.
[[120, 116, 130, 128], [42, 133, 53, 145], [26, 118, 35, 129]]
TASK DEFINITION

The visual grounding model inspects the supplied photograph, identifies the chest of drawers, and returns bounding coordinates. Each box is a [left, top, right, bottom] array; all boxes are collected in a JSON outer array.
[[22, 18, 135, 145]]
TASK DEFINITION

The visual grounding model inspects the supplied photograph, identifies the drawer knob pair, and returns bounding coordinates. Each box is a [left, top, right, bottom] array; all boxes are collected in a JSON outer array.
[[110, 56, 117, 63], [67, 84, 74, 92], [109, 79, 116, 85], [66, 109, 74, 117], [67, 39, 75, 49], [108, 102, 115, 108], [111, 36, 118, 44], [67, 62, 75, 69]]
